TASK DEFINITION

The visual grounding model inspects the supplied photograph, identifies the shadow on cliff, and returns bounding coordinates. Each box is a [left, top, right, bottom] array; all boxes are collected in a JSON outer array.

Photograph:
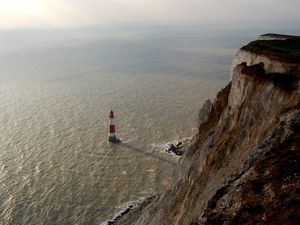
[[116, 141, 176, 165]]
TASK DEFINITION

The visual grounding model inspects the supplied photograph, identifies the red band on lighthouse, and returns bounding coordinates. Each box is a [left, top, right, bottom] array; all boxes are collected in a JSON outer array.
[[109, 124, 115, 133]]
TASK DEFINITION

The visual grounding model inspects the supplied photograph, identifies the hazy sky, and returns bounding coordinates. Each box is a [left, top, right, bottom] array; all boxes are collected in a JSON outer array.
[[0, 0, 299, 29]]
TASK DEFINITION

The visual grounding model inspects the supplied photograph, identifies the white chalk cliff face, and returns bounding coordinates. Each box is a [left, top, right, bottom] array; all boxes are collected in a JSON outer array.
[[231, 34, 300, 79], [231, 49, 300, 78], [112, 34, 300, 225]]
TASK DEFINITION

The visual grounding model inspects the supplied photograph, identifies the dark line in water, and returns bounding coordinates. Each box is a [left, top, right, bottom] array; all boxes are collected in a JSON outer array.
[[116, 141, 176, 165]]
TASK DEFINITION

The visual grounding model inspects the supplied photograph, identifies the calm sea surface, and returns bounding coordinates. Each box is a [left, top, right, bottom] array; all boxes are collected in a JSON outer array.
[[0, 26, 248, 224]]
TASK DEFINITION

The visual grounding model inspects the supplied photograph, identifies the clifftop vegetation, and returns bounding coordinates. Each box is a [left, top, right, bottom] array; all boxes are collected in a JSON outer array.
[[242, 34, 300, 63]]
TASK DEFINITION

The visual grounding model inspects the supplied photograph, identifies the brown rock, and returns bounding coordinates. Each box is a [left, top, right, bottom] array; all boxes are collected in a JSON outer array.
[[118, 35, 300, 225]]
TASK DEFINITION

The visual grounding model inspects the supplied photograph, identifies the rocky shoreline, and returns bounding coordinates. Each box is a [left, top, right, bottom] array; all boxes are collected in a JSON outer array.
[[100, 137, 192, 224], [101, 34, 300, 225], [164, 138, 191, 156], [101, 195, 156, 225]]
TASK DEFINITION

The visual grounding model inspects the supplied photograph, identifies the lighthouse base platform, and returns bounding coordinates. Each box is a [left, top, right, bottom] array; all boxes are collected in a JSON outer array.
[[109, 136, 120, 143]]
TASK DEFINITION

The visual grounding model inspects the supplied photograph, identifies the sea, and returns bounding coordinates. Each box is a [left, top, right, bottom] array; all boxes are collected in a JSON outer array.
[[0, 25, 253, 224]]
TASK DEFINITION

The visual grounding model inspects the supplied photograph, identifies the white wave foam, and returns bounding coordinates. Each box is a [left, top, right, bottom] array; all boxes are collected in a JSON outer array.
[[100, 196, 153, 225], [152, 136, 192, 151]]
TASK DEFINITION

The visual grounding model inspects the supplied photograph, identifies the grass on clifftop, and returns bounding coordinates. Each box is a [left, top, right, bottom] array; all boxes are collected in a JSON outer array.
[[242, 35, 300, 63]]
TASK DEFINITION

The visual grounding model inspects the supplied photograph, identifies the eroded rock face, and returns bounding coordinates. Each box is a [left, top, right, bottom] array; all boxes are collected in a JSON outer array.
[[231, 34, 300, 79], [119, 35, 300, 225], [231, 49, 300, 78]]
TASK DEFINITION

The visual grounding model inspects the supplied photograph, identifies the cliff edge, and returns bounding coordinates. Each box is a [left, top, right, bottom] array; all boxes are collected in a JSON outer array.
[[114, 34, 300, 225]]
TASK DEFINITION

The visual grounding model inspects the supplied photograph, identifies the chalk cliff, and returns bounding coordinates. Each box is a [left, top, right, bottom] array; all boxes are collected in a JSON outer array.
[[114, 34, 300, 225]]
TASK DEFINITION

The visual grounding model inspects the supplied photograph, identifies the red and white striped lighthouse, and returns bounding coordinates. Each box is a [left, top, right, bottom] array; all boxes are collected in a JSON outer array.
[[108, 110, 117, 142]]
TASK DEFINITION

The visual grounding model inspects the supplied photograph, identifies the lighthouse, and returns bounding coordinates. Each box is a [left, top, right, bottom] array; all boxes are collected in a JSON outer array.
[[108, 110, 118, 142]]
